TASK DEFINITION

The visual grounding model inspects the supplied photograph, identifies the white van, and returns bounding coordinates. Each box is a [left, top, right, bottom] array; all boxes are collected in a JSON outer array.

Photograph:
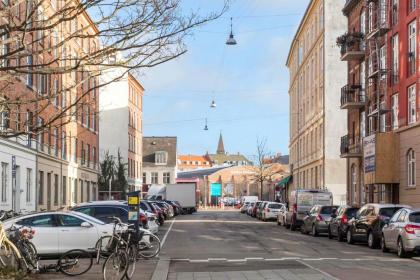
[[284, 189, 333, 230], [241, 196, 258, 204]]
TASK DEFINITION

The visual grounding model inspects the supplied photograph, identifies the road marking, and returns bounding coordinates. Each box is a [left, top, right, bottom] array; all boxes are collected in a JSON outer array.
[[208, 258, 227, 261], [296, 259, 340, 280], [227, 259, 246, 262], [160, 217, 176, 249], [190, 259, 209, 263], [245, 257, 264, 261]]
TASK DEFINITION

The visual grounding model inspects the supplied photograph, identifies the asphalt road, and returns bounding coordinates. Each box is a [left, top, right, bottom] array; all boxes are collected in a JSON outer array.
[[160, 210, 420, 280]]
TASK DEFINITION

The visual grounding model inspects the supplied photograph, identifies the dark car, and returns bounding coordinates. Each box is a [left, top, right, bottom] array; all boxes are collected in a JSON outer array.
[[328, 205, 359, 241], [72, 201, 149, 228], [347, 203, 411, 248], [142, 200, 165, 225], [301, 205, 339, 236], [165, 200, 182, 215]]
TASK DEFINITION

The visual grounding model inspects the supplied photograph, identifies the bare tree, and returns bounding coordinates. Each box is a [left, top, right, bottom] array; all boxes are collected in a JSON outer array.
[[250, 138, 285, 200], [0, 0, 227, 140]]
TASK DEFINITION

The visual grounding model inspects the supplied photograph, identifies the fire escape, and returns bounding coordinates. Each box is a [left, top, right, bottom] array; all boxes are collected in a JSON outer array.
[[366, 0, 390, 134]]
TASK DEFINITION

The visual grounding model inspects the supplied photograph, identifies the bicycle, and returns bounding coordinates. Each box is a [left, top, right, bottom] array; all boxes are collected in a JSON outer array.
[[38, 249, 93, 276], [7, 225, 38, 270], [0, 223, 29, 276], [137, 227, 160, 259]]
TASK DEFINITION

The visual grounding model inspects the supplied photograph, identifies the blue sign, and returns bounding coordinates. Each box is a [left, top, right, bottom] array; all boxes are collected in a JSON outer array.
[[210, 183, 222, 196]]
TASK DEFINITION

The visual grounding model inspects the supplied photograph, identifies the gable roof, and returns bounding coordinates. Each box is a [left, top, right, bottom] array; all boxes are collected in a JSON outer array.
[[142, 137, 177, 167]]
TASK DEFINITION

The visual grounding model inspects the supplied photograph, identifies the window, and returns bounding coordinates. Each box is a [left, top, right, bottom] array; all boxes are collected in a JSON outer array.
[[360, 61, 365, 91], [26, 168, 32, 202], [408, 21, 416, 76], [392, 0, 398, 26], [81, 141, 85, 164], [54, 174, 58, 205], [408, 84, 416, 124], [58, 215, 84, 227], [142, 172, 146, 184], [151, 172, 158, 184], [0, 108, 9, 131], [17, 215, 54, 227], [409, 0, 416, 12], [380, 101, 386, 132], [155, 151, 167, 165], [391, 94, 399, 130], [62, 131, 66, 159], [380, 45, 386, 79], [52, 79, 58, 106], [26, 56, 33, 86], [360, 9, 366, 35], [0, 29, 9, 67], [92, 147, 96, 168], [1, 162, 7, 202], [38, 171, 44, 204], [392, 34, 399, 83], [80, 179, 84, 202], [368, 2, 374, 33], [87, 144, 90, 167], [53, 128, 58, 156], [163, 172, 170, 184], [62, 176, 66, 205], [38, 74, 48, 95], [73, 138, 77, 162], [408, 149, 416, 187], [379, 0, 387, 26]]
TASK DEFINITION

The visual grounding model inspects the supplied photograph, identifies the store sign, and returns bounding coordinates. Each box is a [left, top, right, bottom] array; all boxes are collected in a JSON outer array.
[[363, 134, 376, 173], [210, 183, 222, 196], [224, 183, 233, 195]]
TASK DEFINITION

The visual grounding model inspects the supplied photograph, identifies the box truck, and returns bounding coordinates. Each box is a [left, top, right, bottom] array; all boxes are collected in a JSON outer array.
[[146, 183, 197, 214]]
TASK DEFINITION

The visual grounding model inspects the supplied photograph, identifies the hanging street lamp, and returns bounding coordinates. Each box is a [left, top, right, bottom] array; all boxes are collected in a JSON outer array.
[[210, 100, 217, 108], [226, 17, 237, 45], [204, 118, 209, 131]]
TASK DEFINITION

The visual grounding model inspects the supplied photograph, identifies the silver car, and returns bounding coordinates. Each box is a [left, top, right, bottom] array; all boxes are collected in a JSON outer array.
[[382, 208, 420, 258]]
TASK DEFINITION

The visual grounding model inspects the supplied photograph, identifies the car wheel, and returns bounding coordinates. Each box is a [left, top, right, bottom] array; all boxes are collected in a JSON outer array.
[[346, 230, 354, 244], [368, 232, 378, 249], [397, 238, 408, 258], [312, 225, 318, 237], [300, 225, 306, 234], [381, 234, 389, 253], [328, 226, 333, 239]]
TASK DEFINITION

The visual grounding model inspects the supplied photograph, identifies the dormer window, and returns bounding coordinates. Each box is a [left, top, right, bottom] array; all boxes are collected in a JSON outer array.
[[155, 151, 167, 165]]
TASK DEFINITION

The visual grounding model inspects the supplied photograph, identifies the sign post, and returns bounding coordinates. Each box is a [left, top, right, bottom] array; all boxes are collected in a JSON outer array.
[[127, 191, 141, 240], [11, 156, 16, 212]]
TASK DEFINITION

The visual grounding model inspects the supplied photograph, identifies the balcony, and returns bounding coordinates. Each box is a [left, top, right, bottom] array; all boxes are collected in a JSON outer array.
[[340, 84, 366, 109], [340, 135, 362, 158], [337, 33, 365, 61]]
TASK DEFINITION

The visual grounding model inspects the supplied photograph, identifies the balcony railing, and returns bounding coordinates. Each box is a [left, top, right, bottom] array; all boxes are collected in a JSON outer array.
[[340, 135, 362, 158], [340, 84, 366, 109], [338, 33, 365, 61]]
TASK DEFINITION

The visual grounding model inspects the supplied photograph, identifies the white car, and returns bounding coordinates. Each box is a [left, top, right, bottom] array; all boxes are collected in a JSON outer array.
[[145, 211, 159, 234], [261, 202, 286, 221], [3, 211, 113, 255]]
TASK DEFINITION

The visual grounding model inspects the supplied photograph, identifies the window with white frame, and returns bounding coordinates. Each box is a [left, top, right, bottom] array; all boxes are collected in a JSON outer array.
[[380, 45, 386, 79], [151, 172, 158, 184], [360, 111, 366, 139], [408, 21, 416, 76], [368, 106, 374, 134], [360, 61, 365, 92], [408, 149, 416, 187], [1, 162, 7, 202], [408, 84, 416, 124], [392, 0, 398, 25], [392, 34, 399, 79], [163, 172, 170, 184], [368, 55, 373, 77], [155, 151, 167, 165], [0, 29, 8, 67], [368, 2, 374, 33], [380, 101, 386, 132], [391, 94, 399, 130], [379, 0, 387, 26], [26, 168, 32, 202], [409, 0, 416, 12]]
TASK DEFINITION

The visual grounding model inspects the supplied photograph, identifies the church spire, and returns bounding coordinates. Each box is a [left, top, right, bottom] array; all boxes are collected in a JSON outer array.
[[217, 133, 225, 155]]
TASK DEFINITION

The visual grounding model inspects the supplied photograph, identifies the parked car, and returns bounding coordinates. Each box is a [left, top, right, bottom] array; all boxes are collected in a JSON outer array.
[[246, 202, 255, 215], [261, 202, 285, 221], [142, 200, 165, 225], [277, 204, 288, 226], [252, 201, 262, 217], [2, 211, 113, 256], [240, 202, 250, 213], [284, 189, 333, 230], [165, 200, 182, 215], [301, 205, 338, 236], [256, 201, 268, 220], [382, 208, 420, 257], [72, 200, 159, 234], [347, 203, 411, 248], [328, 205, 359, 241]]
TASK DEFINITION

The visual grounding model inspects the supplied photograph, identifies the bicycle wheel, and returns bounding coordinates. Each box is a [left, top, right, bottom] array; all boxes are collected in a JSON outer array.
[[0, 244, 28, 277], [137, 233, 161, 259], [19, 241, 38, 269], [103, 249, 129, 280], [58, 249, 93, 276], [125, 245, 137, 280], [95, 235, 114, 263]]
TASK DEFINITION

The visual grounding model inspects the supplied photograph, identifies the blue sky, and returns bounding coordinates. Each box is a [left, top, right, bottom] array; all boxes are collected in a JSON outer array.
[[141, 0, 310, 159]]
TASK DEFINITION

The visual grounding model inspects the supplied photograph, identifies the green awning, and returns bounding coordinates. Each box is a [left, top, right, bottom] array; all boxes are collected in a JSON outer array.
[[276, 175, 292, 187]]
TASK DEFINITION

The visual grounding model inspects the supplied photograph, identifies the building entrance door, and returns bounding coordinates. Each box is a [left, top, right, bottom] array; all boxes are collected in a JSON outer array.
[[47, 173, 52, 210]]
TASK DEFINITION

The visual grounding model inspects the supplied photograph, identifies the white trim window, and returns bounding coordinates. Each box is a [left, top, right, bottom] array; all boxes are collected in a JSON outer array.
[[380, 101, 386, 132], [408, 84, 416, 124], [392, 34, 399, 79], [368, 2, 374, 33], [360, 61, 365, 91], [155, 151, 167, 165], [26, 168, 32, 202], [1, 162, 8, 202], [408, 20, 416, 76], [379, 0, 387, 26], [360, 111, 366, 139], [380, 45, 386, 79], [408, 149, 416, 187], [391, 94, 399, 130]]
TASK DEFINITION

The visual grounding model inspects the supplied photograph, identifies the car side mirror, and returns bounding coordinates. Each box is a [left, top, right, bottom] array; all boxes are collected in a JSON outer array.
[[81, 222, 92, 228]]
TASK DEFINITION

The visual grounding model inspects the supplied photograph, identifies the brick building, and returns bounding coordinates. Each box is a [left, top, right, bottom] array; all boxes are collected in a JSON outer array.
[[340, 0, 420, 207]]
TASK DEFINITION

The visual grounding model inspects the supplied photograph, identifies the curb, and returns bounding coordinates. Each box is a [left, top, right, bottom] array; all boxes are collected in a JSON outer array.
[[151, 257, 170, 280]]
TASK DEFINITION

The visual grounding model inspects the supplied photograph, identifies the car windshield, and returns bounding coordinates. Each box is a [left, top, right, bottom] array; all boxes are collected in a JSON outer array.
[[71, 211, 106, 225], [379, 207, 402, 217], [409, 212, 420, 223], [320, 206, 336, 215], [268, 204, 282, 209], [346, 208, 359, 218]]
